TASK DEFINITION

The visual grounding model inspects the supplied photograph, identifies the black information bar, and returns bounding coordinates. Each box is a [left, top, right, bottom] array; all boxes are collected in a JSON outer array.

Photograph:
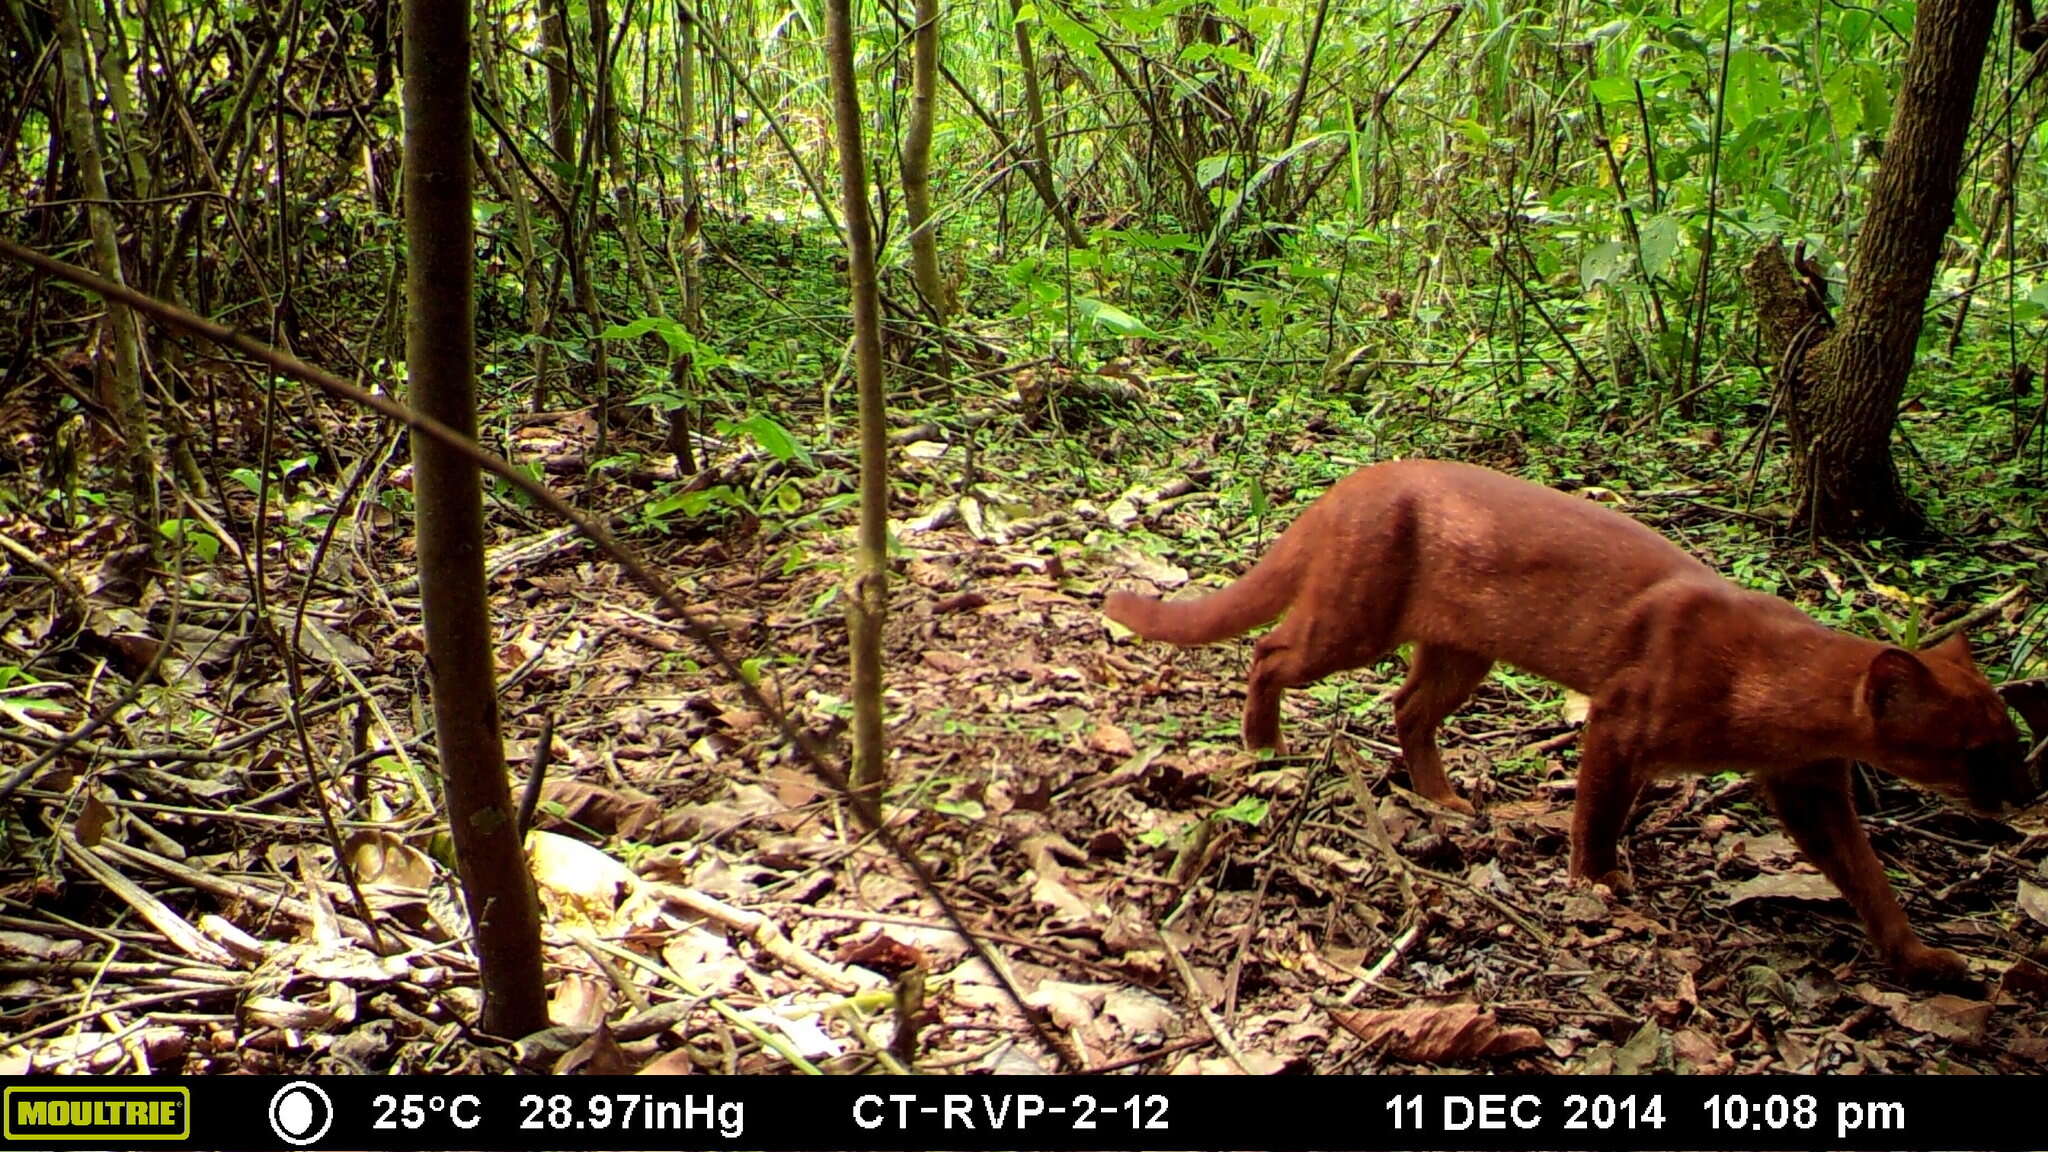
[[0, 1074, 2031, 1151]]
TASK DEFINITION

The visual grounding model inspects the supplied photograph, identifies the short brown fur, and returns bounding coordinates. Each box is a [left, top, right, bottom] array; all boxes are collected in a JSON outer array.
[[1105, 460, 2038, 987]]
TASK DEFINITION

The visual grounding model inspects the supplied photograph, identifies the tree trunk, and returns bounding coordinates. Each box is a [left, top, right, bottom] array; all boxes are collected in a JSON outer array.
[[900, 0, 947, 317], [586, 0, 616, 456], [51, 0, 156, 536], [677, 9, 703, 335], [670, 7, 704, 469], [403, 0, 548, 1039], [540, 0, 575, 172], [531, 0, 576, 412], [825, 0, 893, 790], [1009, 0, 1087, 250], [1790, 0, 1994, 537]]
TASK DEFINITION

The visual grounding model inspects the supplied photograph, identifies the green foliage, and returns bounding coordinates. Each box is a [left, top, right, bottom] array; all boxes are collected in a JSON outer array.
[[641, 483, 747, 527], [718, 414, 808, 465], [158, 519, 220, 563]]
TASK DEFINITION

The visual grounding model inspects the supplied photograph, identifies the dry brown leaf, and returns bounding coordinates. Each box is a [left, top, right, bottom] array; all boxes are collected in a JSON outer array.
[[73, 793, 112, 847], [1613, 1019, 1663, 1073], [1720, 831, 1800, 865], [834, 932, 928, 976], [529, 830, 636, 927], [1327, 1002, 1543, 1062], [1996, 956, 2048, 1002], [555, 1022, 632, 1074], [1724, 870, 1840, 906], [346, 830, 435, 889], [1169, 1051, 1295, 1074], [2018, 880, 2048, 929], [1776, 1030, 1814, 1072], [1488, 798, 1557, 823], [766, 768, 822, 809], [1857, 984, 1992, 1043], [534, 779, 663, 838], [1671, 1027, 1729, 1073], [636, 1049, 700, 1075], [1027, 980, 1103, 1030], [0, 930, 84, 962], [1088, 723, 1135, 757], [1892, 993, 1992, 1043], [660, 925, 749, 993], [1101, 988, 1177, 1040], [1562, 893, 1610, 924], [1611, 908, 1671, 937], [934, 591, 989, 614], [548, 973, 611, 1030]]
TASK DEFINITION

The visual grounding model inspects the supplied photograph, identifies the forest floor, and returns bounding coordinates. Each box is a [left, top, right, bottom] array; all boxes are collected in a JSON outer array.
[[3, 376, 2047, 1075]]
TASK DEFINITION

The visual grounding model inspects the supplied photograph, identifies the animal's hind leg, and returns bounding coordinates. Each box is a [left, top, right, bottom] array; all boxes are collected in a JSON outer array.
[[1393, 644, 1492, 814], [1241, 600, 1392, 751]]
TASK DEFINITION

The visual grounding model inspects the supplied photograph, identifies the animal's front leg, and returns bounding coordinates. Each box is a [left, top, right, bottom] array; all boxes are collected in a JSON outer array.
[[1569, 717, 1646, 893], [1757, 760, 1976, 990]]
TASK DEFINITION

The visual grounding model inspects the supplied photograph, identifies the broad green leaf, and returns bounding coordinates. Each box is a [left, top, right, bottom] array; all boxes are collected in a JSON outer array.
[[159, 519, 219, 563], [599, 315, 729, 370], [1214, 795, 1268, 826], [1193, 43, 1270, 86], [1077, 298, 1158, 337], [1825, 63, 1891, 138], [1580, 241, 1631, 288], [1725, 48, 1785, 130], [722, 414, 807, 463], [1035, 2, 1100, 57], [1638, 215, 1681, 277], [1588, 75, 1634, 105]]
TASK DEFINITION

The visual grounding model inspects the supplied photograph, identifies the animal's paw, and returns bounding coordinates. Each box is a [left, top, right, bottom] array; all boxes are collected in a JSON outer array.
[[1435, 794, 1476, 816], [1894, 943, 1983, 994], [1585, 869, 1632, 897]]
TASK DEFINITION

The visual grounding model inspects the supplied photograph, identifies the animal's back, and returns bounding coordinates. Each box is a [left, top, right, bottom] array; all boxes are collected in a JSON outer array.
[[1292, 460, 1738, 690]]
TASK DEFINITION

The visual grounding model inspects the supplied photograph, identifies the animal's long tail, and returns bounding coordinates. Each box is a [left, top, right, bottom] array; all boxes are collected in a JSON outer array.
[[1103, 530, 1303, 645]]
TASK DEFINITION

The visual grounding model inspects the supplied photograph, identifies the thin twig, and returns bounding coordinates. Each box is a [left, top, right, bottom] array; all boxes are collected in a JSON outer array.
[[1161, 933, 1249, 1073]]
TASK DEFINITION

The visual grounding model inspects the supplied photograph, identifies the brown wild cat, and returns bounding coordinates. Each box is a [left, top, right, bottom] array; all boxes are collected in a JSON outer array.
[[1105, 459, 2039, 988]]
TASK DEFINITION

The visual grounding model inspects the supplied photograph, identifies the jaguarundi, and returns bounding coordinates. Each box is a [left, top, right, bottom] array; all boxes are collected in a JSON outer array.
[[1105, 459, 2041, 988]]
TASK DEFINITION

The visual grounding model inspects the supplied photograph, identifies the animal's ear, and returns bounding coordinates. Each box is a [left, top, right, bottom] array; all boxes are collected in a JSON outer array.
[[1865, 647, 1940, 722], [1998, 678, 2048, 744], [1925, 630, 1974, 663]]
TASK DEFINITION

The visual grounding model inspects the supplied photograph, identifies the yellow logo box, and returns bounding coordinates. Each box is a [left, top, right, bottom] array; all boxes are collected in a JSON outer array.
[[5, 1087, 191, 1141]]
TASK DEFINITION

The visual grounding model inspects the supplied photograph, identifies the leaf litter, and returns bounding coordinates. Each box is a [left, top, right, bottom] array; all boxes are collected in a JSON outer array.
[[0, 418, 2043, 1075]]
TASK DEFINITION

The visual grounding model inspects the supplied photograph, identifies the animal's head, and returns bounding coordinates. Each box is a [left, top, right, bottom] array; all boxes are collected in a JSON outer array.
[[1862, 633, 2043, 815]]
